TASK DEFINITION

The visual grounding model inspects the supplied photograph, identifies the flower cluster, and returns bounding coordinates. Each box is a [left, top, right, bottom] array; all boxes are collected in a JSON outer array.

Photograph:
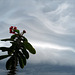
[[9, 26, 26, 35], [9, 26, 17, 34]]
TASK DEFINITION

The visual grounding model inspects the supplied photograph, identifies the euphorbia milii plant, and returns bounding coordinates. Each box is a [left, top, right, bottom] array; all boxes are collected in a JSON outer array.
[[0, 26, 36, 71]]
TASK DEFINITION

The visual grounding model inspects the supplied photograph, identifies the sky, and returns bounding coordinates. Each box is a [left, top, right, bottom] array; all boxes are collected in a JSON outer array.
[[0, 0, 75, 74]]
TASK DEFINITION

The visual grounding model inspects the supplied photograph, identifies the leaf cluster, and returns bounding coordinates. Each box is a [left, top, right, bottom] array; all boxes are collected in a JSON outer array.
[[0, 34, 36, 70]]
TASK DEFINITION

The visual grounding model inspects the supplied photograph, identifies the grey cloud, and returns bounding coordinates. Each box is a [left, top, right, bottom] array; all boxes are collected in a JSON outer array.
[[0, 0, 75, 67], [28, 47, 75, 66]]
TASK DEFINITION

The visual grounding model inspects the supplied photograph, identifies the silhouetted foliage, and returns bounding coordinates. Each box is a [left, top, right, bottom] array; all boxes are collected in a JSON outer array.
[[0, 26, 36, 72]]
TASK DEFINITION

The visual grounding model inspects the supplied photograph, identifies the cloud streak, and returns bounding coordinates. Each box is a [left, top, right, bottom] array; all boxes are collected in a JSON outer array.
[[0, 0, 75, 66]]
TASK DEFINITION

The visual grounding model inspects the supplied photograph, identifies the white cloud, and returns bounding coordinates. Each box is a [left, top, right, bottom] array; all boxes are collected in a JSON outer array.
[[0, 0, 75, 66], [31, 41, 74, 51], [28, 41, 75, 66], [55, 3, 69, 14]]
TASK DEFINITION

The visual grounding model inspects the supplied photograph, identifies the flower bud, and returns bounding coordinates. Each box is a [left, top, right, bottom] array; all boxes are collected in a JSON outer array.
[[9, 29, 12, 33], [10, 26, 13, 29], [14, 27, 17, 30], [9, 26, 13, 33], [23, 30, 26, 33]]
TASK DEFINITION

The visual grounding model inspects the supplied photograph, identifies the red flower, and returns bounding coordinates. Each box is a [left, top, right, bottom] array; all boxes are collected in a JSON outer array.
[[10, 26, 13, 29], [14, 27, 17, 30], [9, 26, 13, 33], [9, 26, 17, 34], [9, 29, 12, 33], [12, 32, 15, 34]]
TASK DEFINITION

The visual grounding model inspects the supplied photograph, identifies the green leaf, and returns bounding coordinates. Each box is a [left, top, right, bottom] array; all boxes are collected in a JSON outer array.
[[21, 48, 29, 59], [22, 36, 28, 42], [23, 37, 28, 42], [11, 34, 17, 40], [18, 54, 24, 68], [18, 51, 26, 65], [0, 47, 9, 52], [14, 29, 20, 34], [8, 50, 14, 55], [0, 55, 10, 60], [6, 56, 13, 70], [23, 42, 36, 54], [1, 38, 12, 41], [10, 42, 18, 50]]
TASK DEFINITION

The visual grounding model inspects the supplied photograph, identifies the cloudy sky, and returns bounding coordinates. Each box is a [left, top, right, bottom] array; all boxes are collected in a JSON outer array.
[[0, 0, 75, 74]]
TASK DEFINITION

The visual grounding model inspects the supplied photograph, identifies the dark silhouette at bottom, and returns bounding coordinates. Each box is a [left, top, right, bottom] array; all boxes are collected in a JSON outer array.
[[7, 69, 17, 75]]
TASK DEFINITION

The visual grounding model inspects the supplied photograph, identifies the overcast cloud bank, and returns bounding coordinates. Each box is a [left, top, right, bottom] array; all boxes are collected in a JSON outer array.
[[0, 0, 75, 67]]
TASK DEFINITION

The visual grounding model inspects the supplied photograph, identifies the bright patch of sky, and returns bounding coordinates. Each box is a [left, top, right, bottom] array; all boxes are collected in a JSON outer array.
[[0, 0, 75, 66]]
